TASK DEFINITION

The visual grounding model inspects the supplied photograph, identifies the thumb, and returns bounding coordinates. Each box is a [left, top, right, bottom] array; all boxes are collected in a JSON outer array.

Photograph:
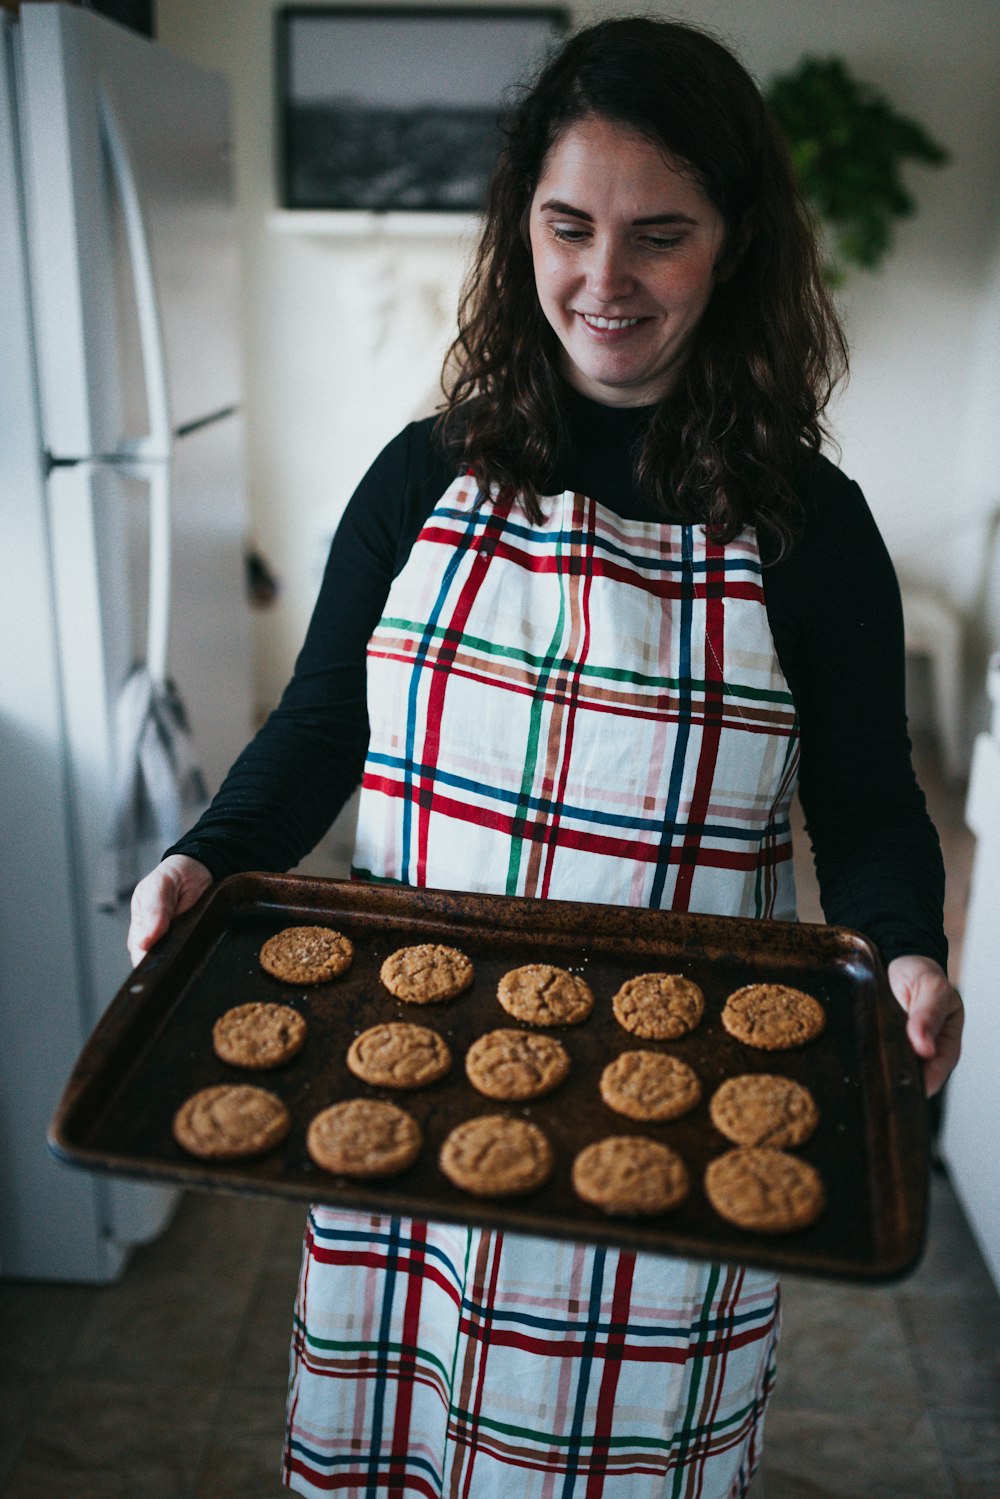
[[128, 857, 210, 966]]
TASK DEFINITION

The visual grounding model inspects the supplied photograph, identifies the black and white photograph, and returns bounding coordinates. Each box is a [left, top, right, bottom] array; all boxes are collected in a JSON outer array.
[[278, 6, 567, 210]]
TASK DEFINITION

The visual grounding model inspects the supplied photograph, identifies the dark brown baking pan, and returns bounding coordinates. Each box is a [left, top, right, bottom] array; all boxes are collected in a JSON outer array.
[[50, 873, 929, 1282]]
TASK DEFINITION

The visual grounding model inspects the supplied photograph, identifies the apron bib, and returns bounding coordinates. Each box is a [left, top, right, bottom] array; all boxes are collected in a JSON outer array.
[[285, 479, 800, 1499]]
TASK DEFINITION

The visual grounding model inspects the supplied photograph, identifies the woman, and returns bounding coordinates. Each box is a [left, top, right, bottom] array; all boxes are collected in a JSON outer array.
[[130, 17, 962, 1497]]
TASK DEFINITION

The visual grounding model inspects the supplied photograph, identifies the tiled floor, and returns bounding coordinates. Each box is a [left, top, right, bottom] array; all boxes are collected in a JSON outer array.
[[1, 744, 996, 1499]]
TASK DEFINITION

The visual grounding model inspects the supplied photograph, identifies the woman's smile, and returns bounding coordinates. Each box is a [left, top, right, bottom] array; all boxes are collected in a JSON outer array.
[[528, 115, 730, 406], [579, 314, 643, 330]]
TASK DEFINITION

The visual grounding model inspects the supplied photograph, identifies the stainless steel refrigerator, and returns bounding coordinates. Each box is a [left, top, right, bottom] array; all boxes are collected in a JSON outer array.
[[0, 3, 253, 1281]]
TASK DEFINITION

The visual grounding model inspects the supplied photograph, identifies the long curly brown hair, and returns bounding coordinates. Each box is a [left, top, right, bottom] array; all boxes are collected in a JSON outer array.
[[437, 16, 848, 554]]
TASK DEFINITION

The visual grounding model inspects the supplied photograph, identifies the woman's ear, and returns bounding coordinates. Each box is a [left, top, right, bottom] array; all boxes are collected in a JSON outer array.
[[716, 210, 755, 282]]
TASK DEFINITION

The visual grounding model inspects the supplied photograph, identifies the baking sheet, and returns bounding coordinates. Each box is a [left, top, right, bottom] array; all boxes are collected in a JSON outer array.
[[49, 874, 929, 1281]]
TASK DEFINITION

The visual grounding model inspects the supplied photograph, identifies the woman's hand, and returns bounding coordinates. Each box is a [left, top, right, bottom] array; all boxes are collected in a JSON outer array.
[[128, 854, 213, 968], [887, 954, 964, 1098]]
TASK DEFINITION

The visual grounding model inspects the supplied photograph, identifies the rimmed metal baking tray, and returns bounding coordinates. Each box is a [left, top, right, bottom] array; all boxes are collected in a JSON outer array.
[[49, 873, 929, 1281]]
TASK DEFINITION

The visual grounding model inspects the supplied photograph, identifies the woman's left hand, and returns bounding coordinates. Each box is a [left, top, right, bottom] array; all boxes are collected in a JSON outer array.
[[887, 955, 964, 1098]]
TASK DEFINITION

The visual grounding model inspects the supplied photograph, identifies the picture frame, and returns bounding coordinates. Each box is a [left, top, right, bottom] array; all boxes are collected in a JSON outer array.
[[277, 5, 568, 213]]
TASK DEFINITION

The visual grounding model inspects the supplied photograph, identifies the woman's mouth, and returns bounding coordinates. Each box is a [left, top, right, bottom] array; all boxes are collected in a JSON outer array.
[[579, 313, 642, 331]]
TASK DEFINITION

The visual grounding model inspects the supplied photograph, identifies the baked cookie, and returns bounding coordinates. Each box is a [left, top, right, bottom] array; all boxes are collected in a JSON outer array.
[[259, 925, 354, 984], [346, 1022, 451, 1090], [306, 1098, 422, 1178], [380, 943, 474, 1004], [705, 1147, 825, 1233], [439, 1115, 554, 1197], [172, 1084, 291, 1160], [599, 1051, 701, 1122], [721, 983, 826, 1050], [465, 1029, 570, 1101], [611, 973, 704, 1040], [572, 1136, 689, 1216], [212, 1002, 307, 1070], [710, 1073, 820, 1148], [497, 964, 594, 1027]]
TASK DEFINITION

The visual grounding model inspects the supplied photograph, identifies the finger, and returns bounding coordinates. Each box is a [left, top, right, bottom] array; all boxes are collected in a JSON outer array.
[[128, 909, 167, 967], [128, 874, 177, 966], [923, 1025, 961, 1097], [128, 933, 150, 968], [924, 1054, 951, 1098], [905, 979, 956, 1050], [905, 998, 949, 1057], [906, 1013, 937, 1059], [908, 999, 963, 1095]]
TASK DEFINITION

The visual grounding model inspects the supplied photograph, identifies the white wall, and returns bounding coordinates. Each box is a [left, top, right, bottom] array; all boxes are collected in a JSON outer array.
[[152, 0, 472, 711], [157, 0, 1000, 746]]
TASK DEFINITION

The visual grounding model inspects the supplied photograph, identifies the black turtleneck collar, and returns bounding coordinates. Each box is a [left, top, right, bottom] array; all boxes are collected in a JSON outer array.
[[550, 385, 669, 520]]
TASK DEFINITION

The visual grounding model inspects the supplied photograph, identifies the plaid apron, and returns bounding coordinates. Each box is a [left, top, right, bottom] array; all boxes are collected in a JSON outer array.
[[284, 478, 800, 1498]]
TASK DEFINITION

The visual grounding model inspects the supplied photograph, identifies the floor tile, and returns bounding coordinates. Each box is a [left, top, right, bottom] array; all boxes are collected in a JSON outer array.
[[895, 1292, 1000, 1413], [761, 1405, 956, 1499], [0, 1371, 43, 1486], [1, 1377, 215, 1499], [774, 1276, 924, 1413], [0, 1280, 93, 1373], [228, 1265, 299, 1395], [904, 1172, 998, 1299], [145, 1189, 286, 1276], [265, 1200, 310, 1276], [63, 1194, 271, 1385], [65, 1271, 249, 1386], [190, 1383, 288, 1499], [928, 1409, 1000, 1499]]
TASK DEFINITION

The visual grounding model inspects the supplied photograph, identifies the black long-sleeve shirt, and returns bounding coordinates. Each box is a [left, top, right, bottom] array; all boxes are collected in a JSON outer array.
[[170, 392, 947, 969]]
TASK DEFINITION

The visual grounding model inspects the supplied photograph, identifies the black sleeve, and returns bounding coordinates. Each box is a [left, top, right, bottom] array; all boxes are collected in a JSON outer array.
[[166, 419, 451, 878], [764, 457, 948, 969]]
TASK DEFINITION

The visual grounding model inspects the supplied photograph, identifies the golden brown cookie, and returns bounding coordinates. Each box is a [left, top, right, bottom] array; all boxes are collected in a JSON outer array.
[[259, 925, 354, 984], [438, 1115, 554, 1197], [721, 984, 826, 1050], [379, 943, 474, 1004], [611, 973, 704, 1040], [346, 1022, 452, 1090], [497, 964, 594, 1026], [599, 1051, 701, 1122], [705, 1147, 825, 1232], [572, 1136, 689, 1216], [709, 1073, 820, 1148], [306, 1098, 422, 1178], [212, 1002, 307, 1070], [465, 1029, 570, 1101], [172, 1084, 291, 1160]]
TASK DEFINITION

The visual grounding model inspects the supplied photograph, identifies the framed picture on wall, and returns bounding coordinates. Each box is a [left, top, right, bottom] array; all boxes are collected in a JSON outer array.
[[277, 5, 568, 212]]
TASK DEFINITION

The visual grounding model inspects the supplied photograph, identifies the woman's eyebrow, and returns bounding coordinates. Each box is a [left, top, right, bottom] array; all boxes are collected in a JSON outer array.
[[536, 199, 698, 226], [536, 199, 593, 217], [634, 212, 698, 226]]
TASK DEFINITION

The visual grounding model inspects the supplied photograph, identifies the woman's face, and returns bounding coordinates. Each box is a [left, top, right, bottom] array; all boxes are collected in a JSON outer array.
[[528, 116, 730, 407]]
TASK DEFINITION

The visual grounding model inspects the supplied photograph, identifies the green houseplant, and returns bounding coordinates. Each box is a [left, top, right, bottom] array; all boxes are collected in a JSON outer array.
[[765, 57, 949, 283]]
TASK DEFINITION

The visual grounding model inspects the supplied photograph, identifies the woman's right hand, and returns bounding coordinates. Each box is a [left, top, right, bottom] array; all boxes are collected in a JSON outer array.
[[128, 854, 213, 968]]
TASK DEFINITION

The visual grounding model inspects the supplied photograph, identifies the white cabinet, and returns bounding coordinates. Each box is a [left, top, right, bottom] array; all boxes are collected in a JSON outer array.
[[942, 655, 1000, 1291]]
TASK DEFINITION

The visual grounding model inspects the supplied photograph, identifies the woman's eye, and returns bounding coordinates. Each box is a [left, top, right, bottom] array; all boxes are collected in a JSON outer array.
[[545, 224, 682, 250]]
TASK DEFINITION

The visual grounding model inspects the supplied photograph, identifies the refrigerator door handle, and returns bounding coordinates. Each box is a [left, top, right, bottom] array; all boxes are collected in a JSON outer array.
[[97, 85, 172, 685], [97, 84, 171, 464], [108, 460, 207, 905], [144, 459, 170, 688]]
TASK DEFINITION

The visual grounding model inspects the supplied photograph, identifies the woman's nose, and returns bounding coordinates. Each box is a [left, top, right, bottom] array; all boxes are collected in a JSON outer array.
[[586, 240, 635, 301]]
